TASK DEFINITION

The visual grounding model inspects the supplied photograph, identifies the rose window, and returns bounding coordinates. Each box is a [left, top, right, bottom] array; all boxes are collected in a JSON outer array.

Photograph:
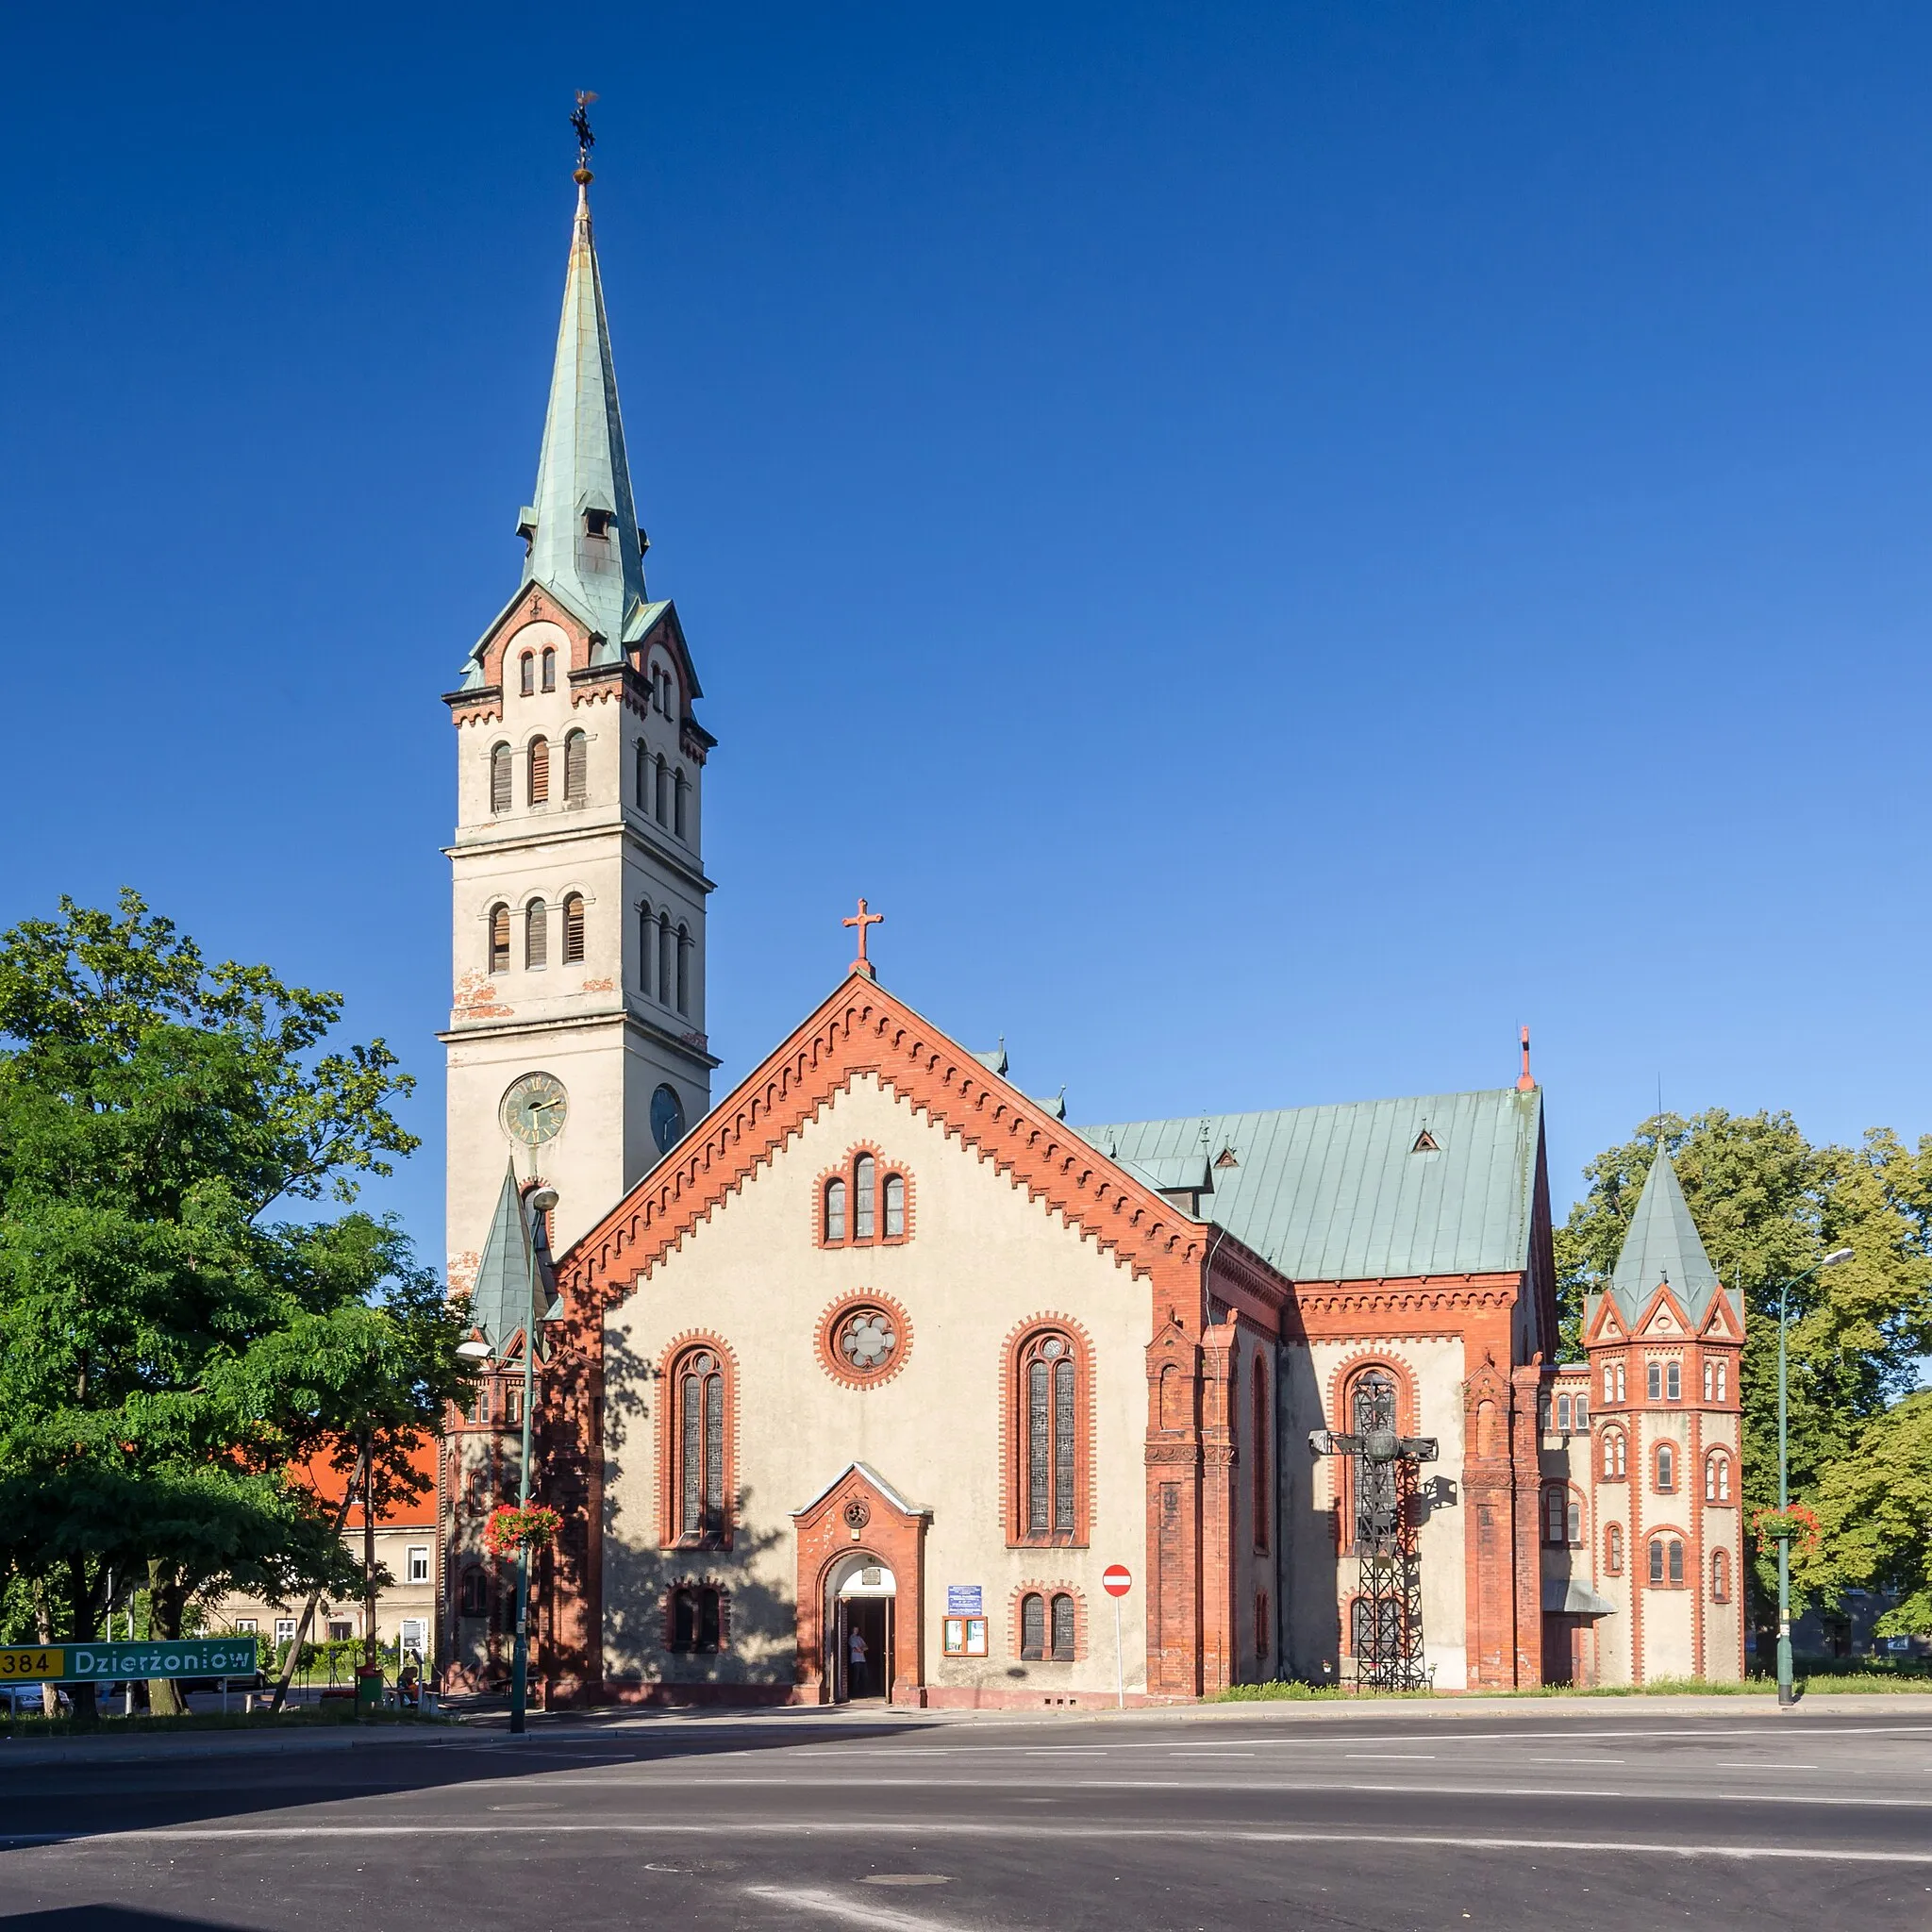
[[840, 1308, 898, 1374]]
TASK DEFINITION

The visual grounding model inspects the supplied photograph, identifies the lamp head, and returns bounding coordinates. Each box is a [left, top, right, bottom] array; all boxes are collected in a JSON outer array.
[[455, 1339, 494, 1362], [528, 1186, 560, 1216], [1822, 1247, 1855, 1268]]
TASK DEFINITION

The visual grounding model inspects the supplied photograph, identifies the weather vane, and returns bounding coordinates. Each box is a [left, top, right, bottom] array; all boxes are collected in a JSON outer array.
[[572, 91, 599, 182]]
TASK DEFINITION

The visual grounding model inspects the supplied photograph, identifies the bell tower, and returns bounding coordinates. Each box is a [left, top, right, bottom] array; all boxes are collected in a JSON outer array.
[[441, 143, 718, 1290]]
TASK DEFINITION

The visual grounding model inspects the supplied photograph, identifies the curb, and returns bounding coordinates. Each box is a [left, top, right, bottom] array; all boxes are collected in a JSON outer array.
[[0, 1724, 464, 1769]]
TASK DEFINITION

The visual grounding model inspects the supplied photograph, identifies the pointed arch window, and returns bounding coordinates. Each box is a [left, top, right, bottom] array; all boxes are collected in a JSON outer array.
[[541, 646, 557, 692], [528, 737, 550, 805], [487, 904, 509, 975], [490, 742, 512, 815], [563, 729, 588, 804], [669, 1347, 729, 1545], [525, 899, 548, 971], [561, 893, 586, 965], [519, 652, 535, 697]]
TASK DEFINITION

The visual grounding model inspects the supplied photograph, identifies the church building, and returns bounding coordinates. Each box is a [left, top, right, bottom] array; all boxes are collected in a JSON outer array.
[[436, 160, 1742, 1705]]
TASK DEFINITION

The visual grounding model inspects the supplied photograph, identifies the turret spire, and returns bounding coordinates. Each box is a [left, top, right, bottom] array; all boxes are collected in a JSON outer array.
[[515, 97, 649, 664], [1607, 1148, 1723, 1324]]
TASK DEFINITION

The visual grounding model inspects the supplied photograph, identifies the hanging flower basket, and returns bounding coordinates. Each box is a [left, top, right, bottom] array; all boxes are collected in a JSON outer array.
[[483, 1503, 562, 1559], [1751, 1503, 1822, 1556]]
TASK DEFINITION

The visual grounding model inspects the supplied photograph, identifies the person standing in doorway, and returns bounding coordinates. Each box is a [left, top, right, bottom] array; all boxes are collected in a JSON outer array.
[[848, 1622, 869, 1697]]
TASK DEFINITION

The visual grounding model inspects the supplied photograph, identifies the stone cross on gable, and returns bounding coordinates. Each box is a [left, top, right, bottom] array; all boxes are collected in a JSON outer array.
[[843, 898, 884, 979]]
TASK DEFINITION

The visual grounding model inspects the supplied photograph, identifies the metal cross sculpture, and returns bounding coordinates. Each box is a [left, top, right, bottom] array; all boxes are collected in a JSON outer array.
[[1309, 1370, 1439, 1690], [572, 92, 599, 173]]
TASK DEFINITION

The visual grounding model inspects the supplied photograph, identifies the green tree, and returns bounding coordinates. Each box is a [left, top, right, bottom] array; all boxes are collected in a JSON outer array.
[[0, 891, 465, 1715], [1556, 1108, 1932, 1639]]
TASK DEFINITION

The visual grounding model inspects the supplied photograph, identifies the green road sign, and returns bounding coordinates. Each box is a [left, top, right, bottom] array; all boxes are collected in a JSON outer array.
[[0, 1638, 258, 1684]]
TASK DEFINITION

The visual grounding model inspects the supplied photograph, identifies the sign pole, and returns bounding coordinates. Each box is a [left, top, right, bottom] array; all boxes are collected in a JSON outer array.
[[1113, 1596, 1124, 1709]]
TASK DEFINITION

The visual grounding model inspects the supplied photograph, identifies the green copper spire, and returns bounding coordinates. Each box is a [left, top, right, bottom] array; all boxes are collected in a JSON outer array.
[[468, 1161, 537, 1357], [1607, 1148, 1723, 1323], [516, 171, 650, 662]]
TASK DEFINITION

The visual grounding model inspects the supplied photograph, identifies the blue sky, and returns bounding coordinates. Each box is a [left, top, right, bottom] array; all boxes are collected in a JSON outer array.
[[4, 2, 1927, 1261]]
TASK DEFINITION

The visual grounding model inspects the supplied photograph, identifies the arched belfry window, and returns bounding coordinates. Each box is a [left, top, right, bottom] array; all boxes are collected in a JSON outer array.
[[487, 904, 509, 974], [489, 742, 512, 815], [527, 737, 550, 806], [541, 646, 556, 692], [635, 740, 649, 811], [561, 893, 586, 965], [658, 913, 674, 1004], [655, 756, 671, 825], [563, 730, 588, 804], [638, 903, 654, 995], [525, 899, 548, 971], [519, 652, 535, 697], [674, 769, 688, 839], [671, 1347, 728, 1544], [675, 924, 691, 1014]]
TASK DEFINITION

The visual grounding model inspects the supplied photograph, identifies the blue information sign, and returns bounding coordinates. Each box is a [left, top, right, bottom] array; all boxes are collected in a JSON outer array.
[[945, 1586, 982, 1616]]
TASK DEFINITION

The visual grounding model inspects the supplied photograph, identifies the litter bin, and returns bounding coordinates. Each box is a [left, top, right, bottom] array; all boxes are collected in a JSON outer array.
[[354, 1665, 386, 1714]]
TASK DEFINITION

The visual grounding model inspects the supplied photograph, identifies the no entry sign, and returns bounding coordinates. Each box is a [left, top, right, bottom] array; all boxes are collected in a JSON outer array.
[[1102, 1564, 1132, 1597]]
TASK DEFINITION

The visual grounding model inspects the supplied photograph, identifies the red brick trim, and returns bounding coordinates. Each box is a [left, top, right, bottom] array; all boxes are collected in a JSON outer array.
[[812, 1141, 916, 1250], [814, 1290, 915, 1392], [999, 1313, 1098, 1548], [1008, 1582, 1088, 1662], [653, 1331, 741, 1552], [791, 1466, 930, 1706]]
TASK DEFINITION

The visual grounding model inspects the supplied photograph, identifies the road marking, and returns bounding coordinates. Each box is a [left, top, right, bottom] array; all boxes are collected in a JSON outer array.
[[741, 1884, 968, 1929], [8, 1822, 1932, 1864], [1347, 1753, 1437, 1759], [1714, 1763, 1817, 1771]]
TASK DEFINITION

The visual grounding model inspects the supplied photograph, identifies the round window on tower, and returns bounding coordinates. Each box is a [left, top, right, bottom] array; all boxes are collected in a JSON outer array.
[[651, 1083, 686, 1154]]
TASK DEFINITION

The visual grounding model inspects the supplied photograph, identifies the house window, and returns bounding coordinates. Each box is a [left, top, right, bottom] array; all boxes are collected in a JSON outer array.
[[1705, 1453, 1731, 1503], [563, 729, 587, 804], [1556, 1393, 1572, 1432], [884, 1173, 906, 1238], [234, 1618, 258, 1634], [525, 899, 548, 971], [1020, 1591, 1046, 1660], [326, 1620, 353, 1643], [407, 1546, 430, 1584], [528, 736, 550, 805], [1018, 1591, 1075, 1661], [1606, 1524, 1624, 1574], [1649, 1536, 1685, 1589], [488, 904, 510, 974], [541, 645, 557, 692], [635, 740, 650, 810], [673, 1348, 727, 1543], [1603, 1428, 1626, 1479], [1016, 1329, 1081, 1540], [1666, 1362, 1681, 1401], [824, 1177, 847, 1243], [1574, 1392, 1589, 1428], [1712, 1548, 1731, 1602], [1543, 1486, 1567, 1546], [274, 1618, 297, 1646], [458, 1568, 488, 1617], [1647, 1362, 1661, 1401], [562, 893, 586, 965], [490, 742, 512, 814], [1656, 1442, 1675, 1492], [519, 651, 535, 697], [669, 1584, 723, 1653], [1252, 1356, 1270, 1554], [854, 1155, 876, 1240]]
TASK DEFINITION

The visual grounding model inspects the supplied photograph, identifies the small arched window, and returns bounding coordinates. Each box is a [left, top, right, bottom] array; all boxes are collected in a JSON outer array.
[[1711, 1548, 1731, 1602], [1020, 1592, 1046, 1660], [490, 742, 512, 815], [638, 903, 654, 994], [1574, 1392, 1589, 1428], [562, 893, 586, 965], [1052, 1592, 1075, 1660], [675, 924, 691, 1014], [635, 740, 650, 810], [673, 1349, 727, 1542], [1603, 1428, 1626, 1479], [519, 652, 535, 697], [563, 729, 588, 804], [1655, 1442, 1675, 1492], [1649, 1535, 1685, 1588], [883, 1172, 906, 1239], [823, 1178, 848, 1243], [1705, 1453, 1730, 1503], [487, 904, 509, 974], [1606, 1523, 1624, 1574], [528, 737, 550, 805], [674, 769, 688, 839], [1556, 1393, 1572, 1432], [853, 1155, 876, 1240], [541, 646, 557, 692], [1252, 1355, 1270, 1554], [458, 1567, 489, 1617], [525, 899, 548, 971], [1705, 1357, 1728, 1403], [669, 1584, 723, 1653], [1604, 1360, 1625, 1405]]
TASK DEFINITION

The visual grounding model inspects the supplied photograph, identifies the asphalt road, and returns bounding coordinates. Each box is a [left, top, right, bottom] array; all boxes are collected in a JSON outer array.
[[3, 1703, 1931, 1931]]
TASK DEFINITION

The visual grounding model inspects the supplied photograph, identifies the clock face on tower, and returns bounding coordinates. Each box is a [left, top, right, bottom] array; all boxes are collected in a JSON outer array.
[[651, 1082, 686, 1154], [501, 1072, 568, 1146]]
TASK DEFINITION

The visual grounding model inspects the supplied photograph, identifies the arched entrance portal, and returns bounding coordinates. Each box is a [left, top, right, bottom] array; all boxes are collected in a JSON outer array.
[[830, 1556, 896, 1704]]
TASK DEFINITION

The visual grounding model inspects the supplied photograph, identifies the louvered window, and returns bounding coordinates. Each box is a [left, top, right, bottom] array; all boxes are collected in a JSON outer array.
[[1051, 1592, 1075, 1661], [675, 1351, 726, 1541], [519, 653, 535, 697], [638, 904, 654, 994], [528, 738, 550, 805], [525, 900, 548, 970], [488, 905, 509, 974], [1020, 1592, 1045, 1660], [562, 893, 586, 965], [655, 756, 670, 824], [564, 730, 587, 804], [490, 743, 511, 815], [541, 646, 556, 692], [883, 1173, 906, 1238], [854, 1156, 876, 1240], [658, 915, 674, 1003]]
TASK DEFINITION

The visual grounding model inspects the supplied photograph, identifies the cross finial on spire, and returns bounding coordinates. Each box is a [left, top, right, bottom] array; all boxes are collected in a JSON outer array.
[[1517, 1024, 1535, 1091], [572, 91, 599, 184], [842, 897, 884, 979]]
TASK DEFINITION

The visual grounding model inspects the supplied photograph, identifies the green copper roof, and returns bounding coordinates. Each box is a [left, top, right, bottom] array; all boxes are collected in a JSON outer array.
[[1604, 1149, 1725, 1324], [1076, 1087, 1543, 1282], [459, 179, 649, 687], [468, 1163, 540, 1356]]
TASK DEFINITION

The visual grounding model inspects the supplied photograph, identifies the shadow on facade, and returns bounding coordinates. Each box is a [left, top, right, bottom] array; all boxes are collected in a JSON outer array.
[[1275, 1341, 1341, 1681]]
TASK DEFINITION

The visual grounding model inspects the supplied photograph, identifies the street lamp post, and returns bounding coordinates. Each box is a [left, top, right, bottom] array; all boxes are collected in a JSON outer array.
[[1774, 1246, 1854, 1710], [456, 1179, 558, 1739]]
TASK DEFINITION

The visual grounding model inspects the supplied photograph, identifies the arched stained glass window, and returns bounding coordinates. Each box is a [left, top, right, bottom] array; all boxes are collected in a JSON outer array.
[[1020, 1592, 1045, 1660], [675, 1350, 726, 1541]]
